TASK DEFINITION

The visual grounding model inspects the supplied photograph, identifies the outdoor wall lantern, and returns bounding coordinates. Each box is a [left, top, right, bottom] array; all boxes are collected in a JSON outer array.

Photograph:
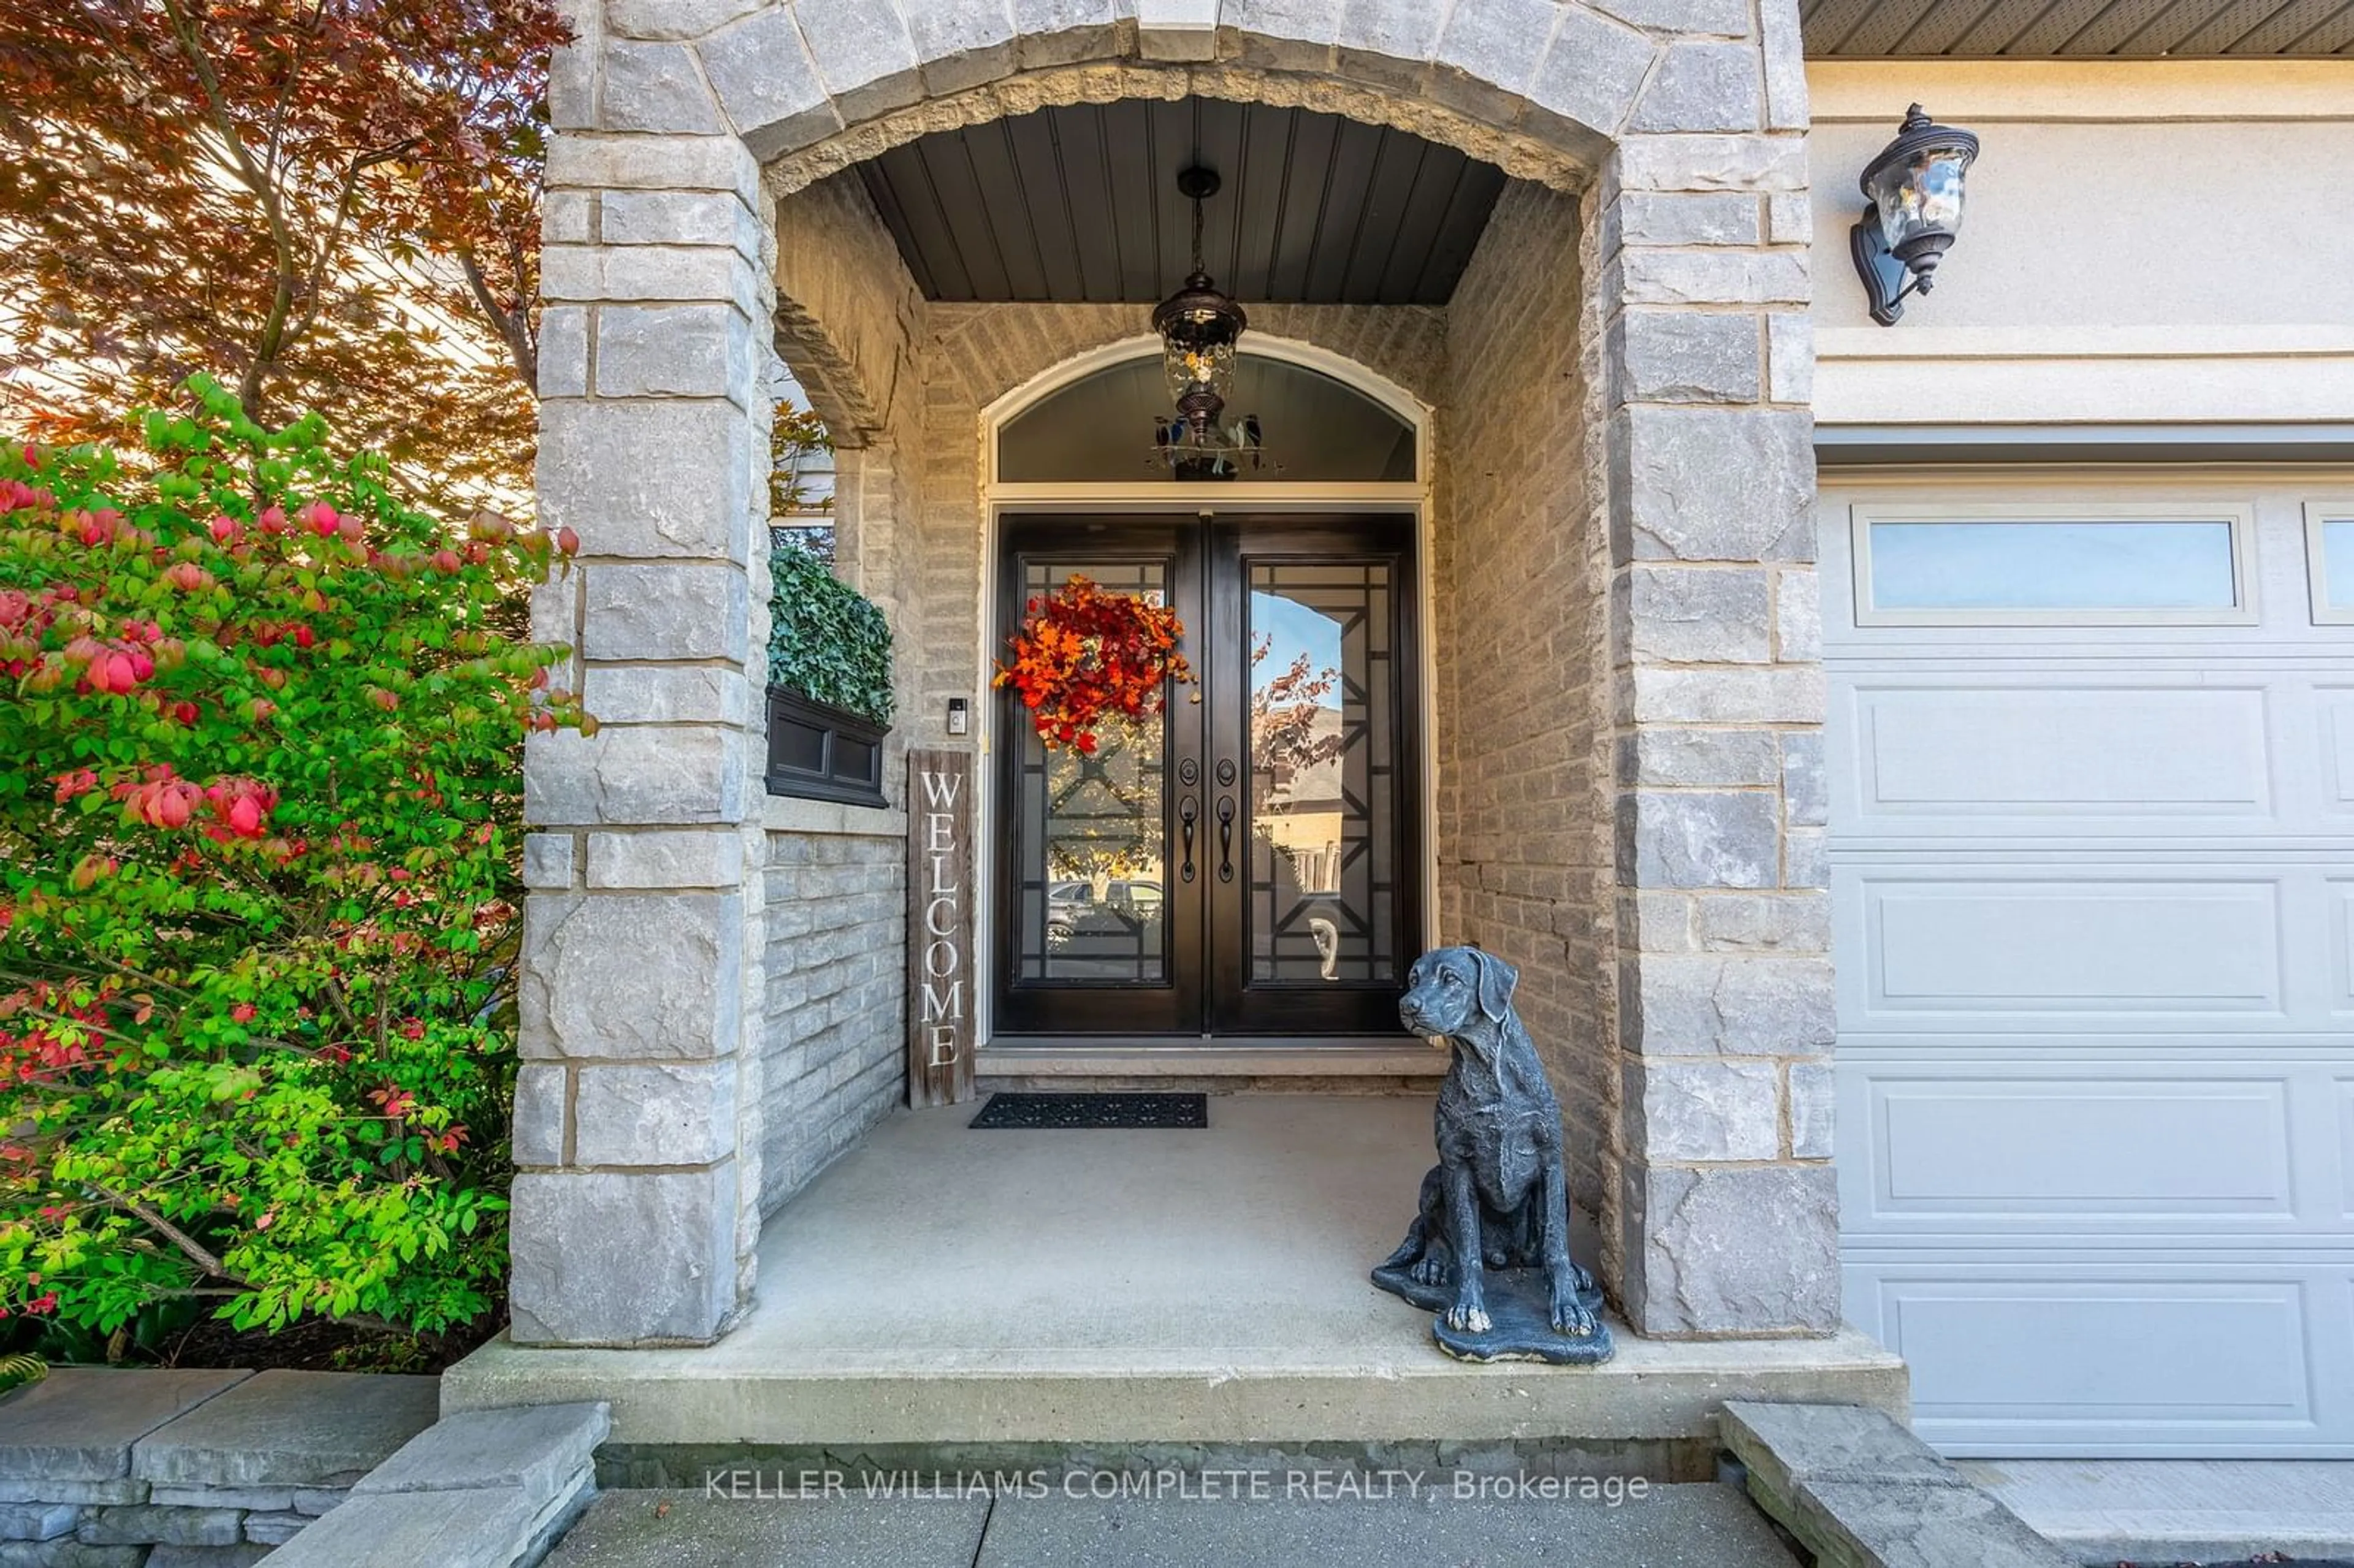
[[1851, 104, 1979, 327], [1151, 166, 1263, 478]]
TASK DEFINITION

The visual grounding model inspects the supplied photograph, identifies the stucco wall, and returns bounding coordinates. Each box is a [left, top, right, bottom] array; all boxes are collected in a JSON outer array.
[[1434, 180, 1618, 1220], [1807, 60, 2354, 427]]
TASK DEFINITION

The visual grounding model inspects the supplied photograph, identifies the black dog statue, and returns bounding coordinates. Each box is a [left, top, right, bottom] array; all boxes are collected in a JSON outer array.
[[1373, 946, 1613, 1364]]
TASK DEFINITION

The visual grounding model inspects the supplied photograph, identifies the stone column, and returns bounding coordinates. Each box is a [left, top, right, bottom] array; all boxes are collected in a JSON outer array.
[[1601, 0, 1839, 1338], [508, 1, 774, 1345]]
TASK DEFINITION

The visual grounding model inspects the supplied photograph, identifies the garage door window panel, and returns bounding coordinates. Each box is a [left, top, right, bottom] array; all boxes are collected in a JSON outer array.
[[2304, 504, 2354, 625], [1853, 504, 2256, 626]]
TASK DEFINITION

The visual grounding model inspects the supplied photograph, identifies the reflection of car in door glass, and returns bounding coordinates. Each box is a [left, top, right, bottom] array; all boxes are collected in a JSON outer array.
[[1045, 879, 1164, 944]]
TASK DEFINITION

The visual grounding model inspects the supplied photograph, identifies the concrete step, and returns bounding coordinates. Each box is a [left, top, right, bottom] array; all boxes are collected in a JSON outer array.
[[448, 1101, 1901, 1472], [445, 1319, 1904, 1475]]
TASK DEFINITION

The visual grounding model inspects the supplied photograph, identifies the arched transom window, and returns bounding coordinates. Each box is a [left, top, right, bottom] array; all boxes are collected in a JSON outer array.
[[996, 351, 1420, 486]]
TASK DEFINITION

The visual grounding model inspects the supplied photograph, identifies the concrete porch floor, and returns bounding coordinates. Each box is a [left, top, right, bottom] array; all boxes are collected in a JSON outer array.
[[446, 1096, 1903, 1457]]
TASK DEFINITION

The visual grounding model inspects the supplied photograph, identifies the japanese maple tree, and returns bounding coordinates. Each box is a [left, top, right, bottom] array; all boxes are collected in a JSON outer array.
[[0, 0, 568, 498]]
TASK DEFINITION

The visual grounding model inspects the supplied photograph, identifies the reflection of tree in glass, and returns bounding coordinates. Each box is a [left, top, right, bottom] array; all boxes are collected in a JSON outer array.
[[1251, 633, 1347, 781], [1251, 632, 1354, 975]]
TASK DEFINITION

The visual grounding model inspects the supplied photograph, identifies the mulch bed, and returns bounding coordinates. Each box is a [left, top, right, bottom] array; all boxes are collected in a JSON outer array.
[[156, 1307, 504, 1374]]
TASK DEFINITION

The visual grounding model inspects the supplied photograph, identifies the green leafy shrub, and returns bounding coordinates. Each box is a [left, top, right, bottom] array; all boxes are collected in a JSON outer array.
[[0, 377, 583, 1338], [768, 542, 893, 725]]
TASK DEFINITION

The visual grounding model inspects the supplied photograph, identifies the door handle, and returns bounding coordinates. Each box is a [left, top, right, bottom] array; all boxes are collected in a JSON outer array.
[[1216, 796, 1235, 883], [1178, 796, 1198, 883]]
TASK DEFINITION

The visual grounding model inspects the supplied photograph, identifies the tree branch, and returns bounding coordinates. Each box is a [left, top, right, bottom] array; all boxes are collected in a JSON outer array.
[[156, 0, 298, 421], [89, 1187, 413, 1336], [457, 249, 536, 388], [283, 139, 421, 353], [90, 1183, 229, 1279]]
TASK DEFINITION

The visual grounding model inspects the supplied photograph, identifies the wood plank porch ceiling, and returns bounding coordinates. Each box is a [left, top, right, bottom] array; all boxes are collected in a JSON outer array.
[[1803, 0, 2354, 56], [855, 99, 1507, 306]]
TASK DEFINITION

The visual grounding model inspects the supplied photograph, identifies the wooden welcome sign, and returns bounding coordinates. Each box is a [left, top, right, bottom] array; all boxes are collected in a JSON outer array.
[[906, 748, 976, 1107]]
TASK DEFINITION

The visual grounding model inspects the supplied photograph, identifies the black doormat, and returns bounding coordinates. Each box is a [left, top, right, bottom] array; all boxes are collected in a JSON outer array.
[[968, 1092, 1208, 1130]]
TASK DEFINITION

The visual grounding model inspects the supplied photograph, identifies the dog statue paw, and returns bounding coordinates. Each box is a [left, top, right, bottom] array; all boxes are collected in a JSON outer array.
[[1445, 1300, 1492, 1335], [1369, 946, 1615, 1367], [1550, 1288, 1599, 1339]]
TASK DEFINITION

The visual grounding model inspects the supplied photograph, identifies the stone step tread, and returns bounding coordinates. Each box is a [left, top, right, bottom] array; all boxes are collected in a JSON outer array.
[[256, 1486, 549, 1568], [130, 1371, 440, 1490], [1797, 1479, 2074, 1568], [0, 1372, 252, 1485], [1723, 1404, 2072, 1568], [1721, 1400, 1969, 1490], [446, 1325, 1907, 1448], [354, 1401, 611, 1506]]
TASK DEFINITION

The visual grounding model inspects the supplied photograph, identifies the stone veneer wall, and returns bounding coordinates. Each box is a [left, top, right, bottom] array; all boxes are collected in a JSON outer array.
[[1596, 131, 1835, 1334], [522, 0, 1835, 1346], [1433, 180, 1618, 1231]]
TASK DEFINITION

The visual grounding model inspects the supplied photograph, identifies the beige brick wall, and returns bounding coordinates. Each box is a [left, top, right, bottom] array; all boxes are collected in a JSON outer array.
[[757, 179, 927, 1216], [1431, 180, 1619, 1224], [910, 300, 1446, 751], [760, 816, 904, 1212]]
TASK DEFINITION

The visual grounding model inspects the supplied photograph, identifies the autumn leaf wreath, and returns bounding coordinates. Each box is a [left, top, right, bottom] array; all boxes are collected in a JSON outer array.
[[994, 574, 1195, 753]]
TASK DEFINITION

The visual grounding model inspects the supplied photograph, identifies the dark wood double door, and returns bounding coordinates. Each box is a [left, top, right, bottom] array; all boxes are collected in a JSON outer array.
[[994, 514, 1422, 1039]]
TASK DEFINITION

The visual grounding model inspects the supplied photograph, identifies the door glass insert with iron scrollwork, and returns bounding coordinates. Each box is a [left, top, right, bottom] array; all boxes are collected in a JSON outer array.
[[1246, 563, 1394, 984], [1015, 559, 1170, 984], [994, 516, 1419, 1039]]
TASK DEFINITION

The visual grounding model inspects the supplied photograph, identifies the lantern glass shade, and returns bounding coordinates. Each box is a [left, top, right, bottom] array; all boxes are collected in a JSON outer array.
[[1868, 140, 1973, 256], [1151, 272, 1248, 435], [1164, 331, 1238, 409], [1851, 106, 1979, 328]]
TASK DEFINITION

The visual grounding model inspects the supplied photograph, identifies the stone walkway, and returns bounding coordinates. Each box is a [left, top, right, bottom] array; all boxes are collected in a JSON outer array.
[[542, 1484, 1800, 1567]]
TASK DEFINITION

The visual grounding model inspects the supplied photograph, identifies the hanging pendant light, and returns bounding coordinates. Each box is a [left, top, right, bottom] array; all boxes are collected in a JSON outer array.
[[1151, 166, 1262, 479]]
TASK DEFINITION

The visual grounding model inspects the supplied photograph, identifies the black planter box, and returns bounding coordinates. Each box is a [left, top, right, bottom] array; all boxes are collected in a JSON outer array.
[[765, 685, 889, 807]]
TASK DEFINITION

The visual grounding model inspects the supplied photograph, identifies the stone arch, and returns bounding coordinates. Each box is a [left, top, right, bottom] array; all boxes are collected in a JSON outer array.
[[760, 64, 1604, 199], [769, 169, 919, 446], [649, 1, 1675, 188], [519, 0, 1832, 1352], [947, 308, 1446, 424]]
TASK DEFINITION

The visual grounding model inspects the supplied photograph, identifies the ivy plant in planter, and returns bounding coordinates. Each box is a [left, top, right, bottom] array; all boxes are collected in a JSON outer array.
[[768, 541, 894, 806]]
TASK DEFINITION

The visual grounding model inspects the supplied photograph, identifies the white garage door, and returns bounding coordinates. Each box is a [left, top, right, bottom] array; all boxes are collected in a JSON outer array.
[[1825, 475, 2354, 1457]]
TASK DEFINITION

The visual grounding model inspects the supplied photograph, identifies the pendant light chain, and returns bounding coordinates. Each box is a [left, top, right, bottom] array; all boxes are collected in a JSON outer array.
[[1150, 164, 1262, 478]]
